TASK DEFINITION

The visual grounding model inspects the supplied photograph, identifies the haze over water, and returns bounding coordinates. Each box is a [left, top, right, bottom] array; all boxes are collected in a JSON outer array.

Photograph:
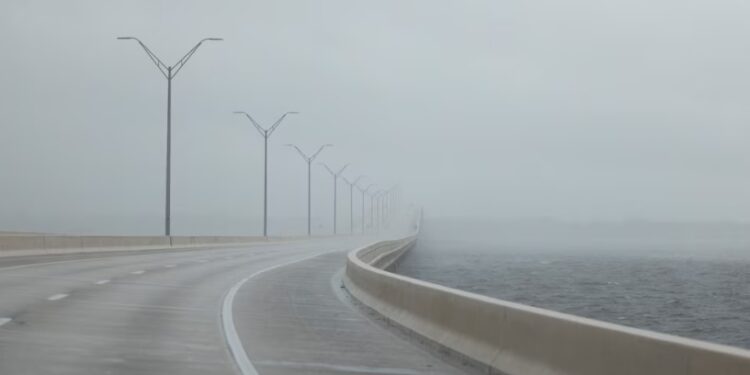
[[398, 217, 750, 349]]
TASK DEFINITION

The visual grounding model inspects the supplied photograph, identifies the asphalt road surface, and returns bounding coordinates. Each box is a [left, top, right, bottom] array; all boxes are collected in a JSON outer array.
[[0, 237, 466, 374], [0, 237, 368, 374]]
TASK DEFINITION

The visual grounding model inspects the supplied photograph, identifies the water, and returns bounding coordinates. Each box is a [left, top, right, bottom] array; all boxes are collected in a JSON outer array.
[[396, 218, 750, 349]]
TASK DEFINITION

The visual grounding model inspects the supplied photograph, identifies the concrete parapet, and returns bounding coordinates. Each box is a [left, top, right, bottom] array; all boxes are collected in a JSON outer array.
[[0, 235, 265, 257], [344, 236, 750, 375]]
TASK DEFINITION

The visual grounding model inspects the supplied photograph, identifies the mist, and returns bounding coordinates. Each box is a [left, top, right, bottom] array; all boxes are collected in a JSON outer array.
[[3, 0, 750, 235]]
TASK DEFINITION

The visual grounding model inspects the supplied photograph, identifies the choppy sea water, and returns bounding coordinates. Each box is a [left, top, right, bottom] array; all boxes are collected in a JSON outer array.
[[396, 220, 750, 349]]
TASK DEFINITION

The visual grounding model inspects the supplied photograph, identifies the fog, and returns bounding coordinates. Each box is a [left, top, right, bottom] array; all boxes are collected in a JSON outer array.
[[414, 217, 750, 258], [3, 0, 750, 235]]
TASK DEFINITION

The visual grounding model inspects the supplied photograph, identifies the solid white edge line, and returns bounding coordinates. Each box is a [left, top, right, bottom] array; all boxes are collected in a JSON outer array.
[[47, 293, 68, 301], [0, 318, 11, 327], [221, 251, 337, 375]]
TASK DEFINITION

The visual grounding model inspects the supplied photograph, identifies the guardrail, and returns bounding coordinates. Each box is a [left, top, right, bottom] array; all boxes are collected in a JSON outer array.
[[343, 236, 750, 375]]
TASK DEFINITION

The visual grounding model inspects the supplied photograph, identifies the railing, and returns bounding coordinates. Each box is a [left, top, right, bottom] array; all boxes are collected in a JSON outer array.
[[344, 236, 750, 375]]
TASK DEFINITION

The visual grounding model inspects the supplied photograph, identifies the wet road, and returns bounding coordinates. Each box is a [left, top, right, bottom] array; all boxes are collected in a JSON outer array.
[[232, 251, 469, 375], [0, 237, 369, 374]]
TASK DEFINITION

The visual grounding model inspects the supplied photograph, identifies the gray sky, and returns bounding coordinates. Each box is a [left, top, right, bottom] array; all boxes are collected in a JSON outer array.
[[2, 0, 750, 235]]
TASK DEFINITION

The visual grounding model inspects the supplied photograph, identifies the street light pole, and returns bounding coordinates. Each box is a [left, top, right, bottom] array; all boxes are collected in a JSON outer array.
[[342, 175, 364, 234], [375, 190, 386, 232], [356, 183, 375, 234], [286, 144, 332, 236], [320, 163, 349, 235], [382, 190, 391, 229], [372, 192, 378, 232], [233, 111, 298, 237], [374, 190, 385, 232], [166, 66, 172, 236], [118, 36, 222, 236]]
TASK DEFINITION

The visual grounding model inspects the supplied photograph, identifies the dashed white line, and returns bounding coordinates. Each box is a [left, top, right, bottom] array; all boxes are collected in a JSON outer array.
[[47, 293, 69, 301], [164, 264, 176, 268], [95, 279, 110, 285], [0, 318, 11, 327], [131, 270, 145, 275]]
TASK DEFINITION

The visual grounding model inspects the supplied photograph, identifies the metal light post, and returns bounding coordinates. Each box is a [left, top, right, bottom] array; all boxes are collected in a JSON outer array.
[[376, 190, 384, 230], [372, 190, 384, 232], [380, 188, 391, 228], [356, 183, 375, 234], [383, 189, 392, 228], [320, 163, 349, 235], [341, 175, 365, 234], [391, 185, 402, 220], [118, 36, 222, 236], [367, 190, 378, 233], [233, 111, 298, 237], [286, 144, 332, 236]]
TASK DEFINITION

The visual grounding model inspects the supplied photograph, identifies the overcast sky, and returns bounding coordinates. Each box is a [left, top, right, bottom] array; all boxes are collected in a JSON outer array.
[[2, 0, 750, 235]]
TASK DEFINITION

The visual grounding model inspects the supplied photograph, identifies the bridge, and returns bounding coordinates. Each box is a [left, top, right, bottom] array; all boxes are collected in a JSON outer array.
[[1, 228, 749, 374]]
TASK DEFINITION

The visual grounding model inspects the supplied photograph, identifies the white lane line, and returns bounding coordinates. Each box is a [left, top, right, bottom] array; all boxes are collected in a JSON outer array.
[[95, 279, 110, 285], [221, 251, 333, 375], [164, 264, 176, 268], [130, 270, 145, 275], [47, 293, 69, 301], [0, 318, 11, 327]]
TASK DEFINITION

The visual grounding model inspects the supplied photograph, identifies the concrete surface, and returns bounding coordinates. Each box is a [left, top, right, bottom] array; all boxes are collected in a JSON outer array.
[[344, 237, 750, 375], [0, 235, 255, 257], [0, 234, 342, 258], [232, 249, 469, 375]]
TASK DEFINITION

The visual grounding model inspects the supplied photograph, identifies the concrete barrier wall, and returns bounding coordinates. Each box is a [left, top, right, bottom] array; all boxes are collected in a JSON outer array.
[[0, 235, 268, 257], [0, 233, 347, 258], [344, 236, 750, 375], [0, 236, 165, 251]]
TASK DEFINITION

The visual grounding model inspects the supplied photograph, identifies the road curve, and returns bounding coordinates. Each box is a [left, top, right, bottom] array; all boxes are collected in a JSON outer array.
[[0, 237, 369, 374]]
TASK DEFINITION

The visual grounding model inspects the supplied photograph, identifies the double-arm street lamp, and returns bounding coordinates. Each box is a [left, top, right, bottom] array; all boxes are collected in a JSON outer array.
[[341, 175, 365, 234], [356, 183, 376, 234], [362, 184, 377, 232], [385, 185, 399, 227], [380, 189, 391, 230], [367, 189, 380, 232], [319, 163, 348, 235], [118, 36, 222, 236], [233, 111, 298, 237], [371, 189, 383, 232], [286, 144, 332, 236]]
